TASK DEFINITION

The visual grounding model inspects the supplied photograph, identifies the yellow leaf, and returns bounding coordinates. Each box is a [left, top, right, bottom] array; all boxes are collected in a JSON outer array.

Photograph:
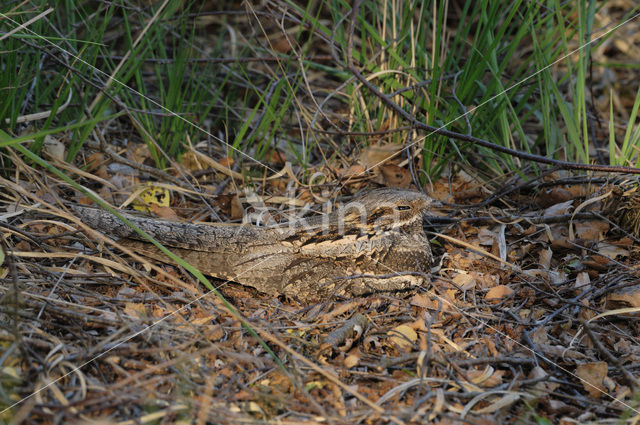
[[133, 183, 171, 212], [305, 381, 325, 391]]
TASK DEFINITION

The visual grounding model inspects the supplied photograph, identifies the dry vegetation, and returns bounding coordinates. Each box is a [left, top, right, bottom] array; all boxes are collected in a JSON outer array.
[[2, 1, 640, 424]]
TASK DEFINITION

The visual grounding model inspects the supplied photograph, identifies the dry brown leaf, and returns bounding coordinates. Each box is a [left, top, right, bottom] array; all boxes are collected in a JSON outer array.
[[475, 273, 500, 290], [216, 194, 244, 220], [322, 300, 367, 321], [85, 151, 107, 170], [544, 200, 573, 216], [150, 204, 178, 219], [336, 164, 366, 178], [485, 285, 514, 302], [431, 180, 452, 203], [606, 284, 640, 309], [179, 150, 202, 171], [574, 272, 591, 291], [477, 228, 497, 246], [539, 344, 585, 359], [204, 324, 225, 341], [523, 269, 567, 285], [43, 135, 65, 161], [530, 326, 549, 345], [359, 143, 403, 169], [576, 362, 608, 398], [266, 149, 286, 166], [454, 187, 487, 202], [528, 366, 560, 395], [573, 220, 609, 241], [215, 194, 235, 216], [546, 225, 569, 246], [597, 241, 629, 259], [380, 163, 412, 188], [467, 367, 504, 387], [124, 302, 146, 319], [130, 143, 151, 164], [444, 288, 458, 302], [614, 337, 632, 354], [409, 293, 442, 311], [218, 156, 234, 168], [271, 34, 293, 53], [452, 271, 476, 290], [536, 188, 573, 207], [539, 248, 552, 269], [344, 348, 361, 368], [387, 324, 417, 351]]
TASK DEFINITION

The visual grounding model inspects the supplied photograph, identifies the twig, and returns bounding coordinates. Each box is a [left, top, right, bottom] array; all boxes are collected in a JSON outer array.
[[323, 313, 369, 349], [425, 212, 601, 226]]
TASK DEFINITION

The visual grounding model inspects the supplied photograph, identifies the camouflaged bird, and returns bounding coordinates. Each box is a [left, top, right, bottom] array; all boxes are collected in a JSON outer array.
[[75, 188, 434, 300]]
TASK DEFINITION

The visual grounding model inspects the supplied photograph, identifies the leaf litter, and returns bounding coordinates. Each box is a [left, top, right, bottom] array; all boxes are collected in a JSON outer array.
[[3, 9, 640, 425], [4, 138, 640, 424]]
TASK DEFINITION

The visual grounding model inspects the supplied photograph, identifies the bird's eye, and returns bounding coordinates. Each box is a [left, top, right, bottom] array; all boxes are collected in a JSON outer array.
[[396, 205, 411, 211]]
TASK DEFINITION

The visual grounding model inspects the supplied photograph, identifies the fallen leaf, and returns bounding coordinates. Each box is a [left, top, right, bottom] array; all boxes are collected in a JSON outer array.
[[467, 367, 504, 387], [576, 362, 608, 398], [475, 273, 500, 290], [574, 272, 591, 290], [529, 366, 560, 396], [266, 149, 286, 165], [409, 293, 444, 311], [485, 285, 514, 302], [597, 241, 629, 259], [271, 34, 293, 53], [380, 164, 412, 188], [540, 344, 585, 359], [477, 228, 497, 246], [150, 204, 178, 220], [359, 143, 403, 169], [124, 302, 147, 319], [530, 326, 549, 345], [85, 152, 107, 172], [387, 324, 417, 351], [180, 150, 204, 171], [218, 156, 234, 168], [606, 284, 640, 309], [130, 143, 151, 164], [205, 325, 225, 341], [133, 183, 171, 212], [536, 188, 573, 207], [452, 271, 476, 290], [230, 194, 244, 220], [43, 135, 65, 161], [523, 269, 567, 285], [539, 248, 552, 270], [544, 200, 573, 216], [344, 348, 361, 368], [336, 164, 366, 178], [573, 220, 609, 241]]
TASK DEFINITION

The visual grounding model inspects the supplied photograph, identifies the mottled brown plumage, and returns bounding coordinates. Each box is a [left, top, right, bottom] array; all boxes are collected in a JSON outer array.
[[76, 188, 434, 300]]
